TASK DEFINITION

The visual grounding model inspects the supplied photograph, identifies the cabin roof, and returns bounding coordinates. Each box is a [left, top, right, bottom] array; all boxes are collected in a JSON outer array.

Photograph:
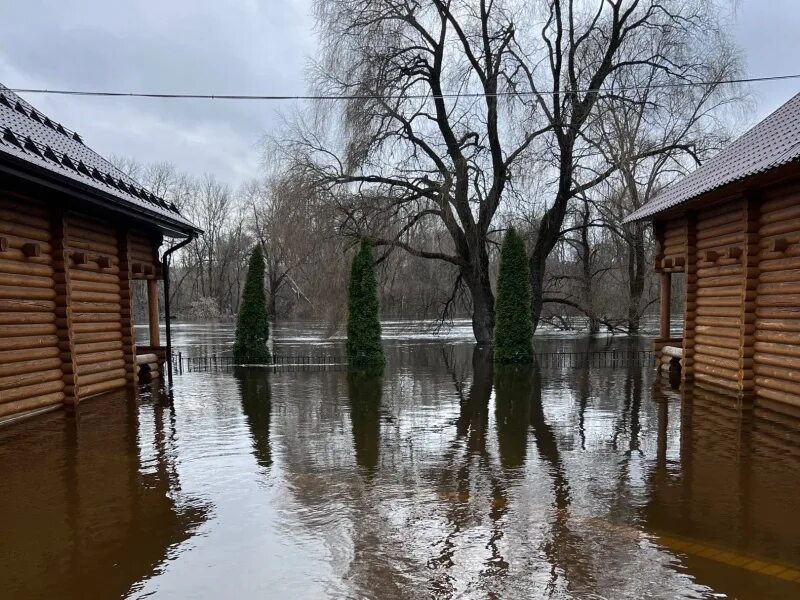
[[624, 93, 800, 223], [0, 84, 200, 236]]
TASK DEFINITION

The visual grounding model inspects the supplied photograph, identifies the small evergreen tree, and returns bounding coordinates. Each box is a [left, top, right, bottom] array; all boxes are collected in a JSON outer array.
[[233, 244, 270, 364], [494, 228, 533, 364], [347, 239, 385, 368]]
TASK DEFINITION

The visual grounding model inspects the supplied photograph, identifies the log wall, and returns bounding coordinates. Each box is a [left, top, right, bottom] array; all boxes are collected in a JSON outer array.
[[0, 194, 164, 422], [689, 198, 746, 394], [65, 214, 127, 399], [0, 195, 63, 418], [754, 182, 800, 407]]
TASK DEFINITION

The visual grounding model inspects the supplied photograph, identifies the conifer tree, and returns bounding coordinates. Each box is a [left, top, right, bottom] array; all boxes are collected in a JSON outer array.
[[233, 244, 271, 363], [494, 228, 533, 364], [347, 239, 385, 368]]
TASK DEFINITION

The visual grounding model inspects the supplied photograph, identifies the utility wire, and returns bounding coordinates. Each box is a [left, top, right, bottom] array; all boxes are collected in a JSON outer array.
[[6, 73, 800, 102]]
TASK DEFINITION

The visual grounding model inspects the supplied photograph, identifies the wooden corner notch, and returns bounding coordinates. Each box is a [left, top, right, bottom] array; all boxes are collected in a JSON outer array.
[[21, 242, 41, 258]]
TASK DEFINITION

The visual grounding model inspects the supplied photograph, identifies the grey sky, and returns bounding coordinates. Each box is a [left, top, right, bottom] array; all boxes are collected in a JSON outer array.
[[1, 0, 798, 190]]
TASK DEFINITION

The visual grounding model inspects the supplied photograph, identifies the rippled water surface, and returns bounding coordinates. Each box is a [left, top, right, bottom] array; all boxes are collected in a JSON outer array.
[[2, 321, 799, 599]]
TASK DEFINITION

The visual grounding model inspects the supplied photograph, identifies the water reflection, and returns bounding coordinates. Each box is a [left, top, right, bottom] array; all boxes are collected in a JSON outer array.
[[0, 385, 208, 600], [235, 367, 273, 470], [347, 371, 383, 475], [3, 323, 800, 599]]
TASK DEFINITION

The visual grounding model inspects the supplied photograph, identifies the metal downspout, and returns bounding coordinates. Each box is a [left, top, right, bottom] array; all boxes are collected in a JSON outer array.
[[162, 235, 195, 389]]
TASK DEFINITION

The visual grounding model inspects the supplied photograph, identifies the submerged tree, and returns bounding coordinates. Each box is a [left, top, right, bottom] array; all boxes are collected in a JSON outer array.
[[347, 240, 385, 367], [233, 244, 271, 363], [495, 228, 533, 364]]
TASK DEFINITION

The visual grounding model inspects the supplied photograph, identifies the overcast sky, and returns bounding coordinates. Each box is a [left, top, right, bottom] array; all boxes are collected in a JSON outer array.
[[1, 0, 798, 190]]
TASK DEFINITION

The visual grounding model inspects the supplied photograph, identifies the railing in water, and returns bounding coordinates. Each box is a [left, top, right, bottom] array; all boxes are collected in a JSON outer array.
[[171, 349, 655, 374]]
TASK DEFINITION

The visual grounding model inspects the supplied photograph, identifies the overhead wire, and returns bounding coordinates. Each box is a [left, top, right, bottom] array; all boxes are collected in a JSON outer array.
[[5, 73, 800, 102]]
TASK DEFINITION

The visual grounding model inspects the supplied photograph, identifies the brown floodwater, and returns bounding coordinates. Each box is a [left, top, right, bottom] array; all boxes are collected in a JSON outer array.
[[1, 322, 799, 599]]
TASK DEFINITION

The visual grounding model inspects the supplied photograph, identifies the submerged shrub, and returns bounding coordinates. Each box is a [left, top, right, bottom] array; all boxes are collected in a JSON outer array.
[[494, 228, 533, 364], [233, 244, 271, 364], [347, 239, 385, 368]]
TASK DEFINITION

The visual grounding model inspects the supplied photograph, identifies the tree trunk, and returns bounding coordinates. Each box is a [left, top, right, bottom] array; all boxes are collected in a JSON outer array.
[[462, 253, 495, 345], [626, 222, 646, 335]]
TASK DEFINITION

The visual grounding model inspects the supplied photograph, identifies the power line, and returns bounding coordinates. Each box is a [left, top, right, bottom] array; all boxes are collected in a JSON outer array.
[[6, 73, 800, 102]]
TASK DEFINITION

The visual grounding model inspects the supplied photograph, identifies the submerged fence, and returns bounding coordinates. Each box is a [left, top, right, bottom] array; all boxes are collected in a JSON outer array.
[[171, 349, 655, 374]]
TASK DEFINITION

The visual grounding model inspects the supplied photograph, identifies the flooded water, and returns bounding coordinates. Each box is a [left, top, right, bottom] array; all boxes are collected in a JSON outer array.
[[2, 321, 799, 599]]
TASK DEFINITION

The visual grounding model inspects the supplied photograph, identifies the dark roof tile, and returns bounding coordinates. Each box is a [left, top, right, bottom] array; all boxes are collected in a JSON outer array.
[[0, 83, 198, 233], [625, 93, 800, 223]]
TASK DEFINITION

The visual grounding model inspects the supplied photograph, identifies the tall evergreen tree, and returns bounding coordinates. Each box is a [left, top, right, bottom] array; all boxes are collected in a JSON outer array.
[[347, 239, 385, 368], [233, 244, 271, 363], [494, 228, 533, 364]]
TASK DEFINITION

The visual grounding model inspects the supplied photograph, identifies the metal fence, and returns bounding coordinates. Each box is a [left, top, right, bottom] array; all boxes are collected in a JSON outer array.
[[171, 349, 654, 374]]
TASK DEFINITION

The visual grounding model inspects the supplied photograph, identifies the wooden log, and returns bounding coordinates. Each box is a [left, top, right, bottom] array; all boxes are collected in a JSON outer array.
[[755, 329, 800, 345], [72, 349, 125, 366], [695, 315, 741, 328], [755, 319, 800, 333], [756, 306, 800, 320], [0, 311, 55, 325], [695, 332, 740, 347], [64, 358, 125, 376], [696, 295, 742, 307], [136, 353, 159, 365], [694, 343, 739, 359], [697, 305, 741, 317], [72, 321, 122, 334], [0, 258, 53, 277], [694, 353, 740, 371], [0, 323, 57, 338], [696, 233, 743, 251], [753, 352, 800, 370], [757, 281, 800, 295], [71, 302, 122, 314], [0, 285, 55, 300], [72, 330, 123, 344], [759, 268, 800, 283], [755, 375, 800, 397], [0, 368, 63, 391], [0, 379, 64, 404], [0, 334, 59, 351], [0, 346, 59, 364], [70, 377, 126, 399], [757, 294, 800, 307], [69, 312, 121, 324], [74, 340, 122, 354], [67, 269, 121, 284], [758, 218, 800, 238], [759, 256, 800, 272], [661, 345, 683, 359], [69, 278, 120, 294], [755, 386, 800, 408], [76, 368, 127, 387], [754, 341, 800, 359], [69, 289, 121, 304], [696, 275, 741, 288], [0, 272, 55, 289], [0, 357, 61, 378], [0, 208, 51, 230], [0, 392, 65, 418], [695, 371, 741, 392], [0, 221, 52, 242]]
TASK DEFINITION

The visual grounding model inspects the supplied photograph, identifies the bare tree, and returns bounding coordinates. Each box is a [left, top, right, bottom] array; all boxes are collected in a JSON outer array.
[[525, 0, 741, 331], [281, 0, 549, 343]]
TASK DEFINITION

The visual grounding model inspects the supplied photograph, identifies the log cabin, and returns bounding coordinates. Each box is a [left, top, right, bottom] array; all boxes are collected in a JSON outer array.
[[0, 84, 200, 425], [625, 93, 800, 407]]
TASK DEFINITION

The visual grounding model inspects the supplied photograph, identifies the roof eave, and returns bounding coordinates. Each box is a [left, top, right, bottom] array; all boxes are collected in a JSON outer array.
[[0, 153, 202, 237]]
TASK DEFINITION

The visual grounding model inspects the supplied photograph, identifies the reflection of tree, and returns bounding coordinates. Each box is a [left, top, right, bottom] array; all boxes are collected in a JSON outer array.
[[528, 361, 594, 594], [494, 366, 532, 470], [234, 367, 273, 469], [347, 370, 383, 476], [0, 386, 208, 599]]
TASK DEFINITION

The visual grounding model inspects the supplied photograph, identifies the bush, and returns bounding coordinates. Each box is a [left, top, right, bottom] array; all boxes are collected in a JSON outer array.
[[494, 228, 533, 364], [233, 245, 271, 363], [347, 239, 385, 368]]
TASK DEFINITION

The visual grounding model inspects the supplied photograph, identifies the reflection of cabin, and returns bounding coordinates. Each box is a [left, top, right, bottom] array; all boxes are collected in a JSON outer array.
[[0, 84, 200, 424], [626, 94, 800, 405]]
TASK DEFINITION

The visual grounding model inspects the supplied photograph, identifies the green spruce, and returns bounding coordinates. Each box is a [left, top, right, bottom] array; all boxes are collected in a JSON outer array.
[[233, 244, 271, 364], [494, 228, 533, 364], [347, 239, 385, 368]]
